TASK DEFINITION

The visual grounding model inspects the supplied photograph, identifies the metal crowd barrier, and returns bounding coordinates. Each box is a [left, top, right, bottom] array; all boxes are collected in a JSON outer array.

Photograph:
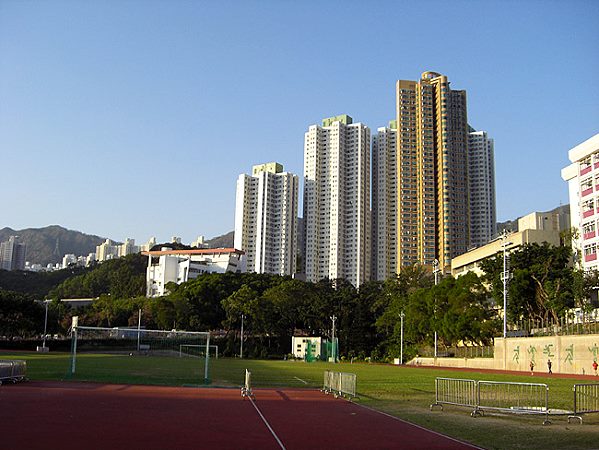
[[0, 360, 27, 385], [241, 369, 255, 400], [322, 370, 357, 400], [568, 384, 599, 424], [431, 377, 550, 424]]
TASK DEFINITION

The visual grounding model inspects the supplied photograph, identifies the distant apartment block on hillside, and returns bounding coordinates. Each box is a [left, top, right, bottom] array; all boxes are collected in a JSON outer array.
[[234, 162, 299, 276], [561, 133, 599, 271], [0, 236, 26, 271]]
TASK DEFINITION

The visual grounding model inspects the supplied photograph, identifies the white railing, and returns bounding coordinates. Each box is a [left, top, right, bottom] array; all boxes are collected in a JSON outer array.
[[568, 384, 599, 424], [322, 370, 357, 400], [0, 360, 27, 385]]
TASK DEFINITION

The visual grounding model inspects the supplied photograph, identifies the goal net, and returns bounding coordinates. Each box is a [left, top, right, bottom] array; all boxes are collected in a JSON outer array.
[[69, 325, 211, 385]]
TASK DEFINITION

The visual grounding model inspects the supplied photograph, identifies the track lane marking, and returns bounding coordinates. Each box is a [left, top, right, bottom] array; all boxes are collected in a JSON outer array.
[[293, 376, 308, 384], [249, 397, 287, 450]]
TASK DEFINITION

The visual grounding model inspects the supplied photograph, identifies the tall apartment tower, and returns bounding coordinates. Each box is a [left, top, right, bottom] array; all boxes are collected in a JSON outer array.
[[468, 129, 497, 248], [303, 115, 371, 287], [0, 236, 26, 271], [234, 162, 299, 276], [372, 121, 398, 281], [395, 71, 469, 271]]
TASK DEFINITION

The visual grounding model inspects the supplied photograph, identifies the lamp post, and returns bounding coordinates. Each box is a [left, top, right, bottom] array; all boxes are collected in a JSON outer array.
[[330, 315, 337, 363], [240, 314, 245, 359], [42, 300, 50, 349], [500, 230, 513, 338], [399, 311, 405, 365], [432, 259, 440, 358]]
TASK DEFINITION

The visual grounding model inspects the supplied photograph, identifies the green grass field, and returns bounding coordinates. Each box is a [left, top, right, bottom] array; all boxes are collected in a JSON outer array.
[[2, 352, 598, 450]]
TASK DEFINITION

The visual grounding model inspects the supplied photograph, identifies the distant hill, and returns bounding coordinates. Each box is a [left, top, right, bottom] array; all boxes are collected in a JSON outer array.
[[206, 231, 234, 248], [0, 226, 106, 266]]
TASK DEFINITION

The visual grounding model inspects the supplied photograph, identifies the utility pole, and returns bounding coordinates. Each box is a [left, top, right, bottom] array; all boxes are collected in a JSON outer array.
[[501, 230, 513, 338], [42, 300, 50, 349], [330, 315, 337, 363], [432, 259, 440, 359], [399, 311, 405, 365], [240, 314, 245, 359]]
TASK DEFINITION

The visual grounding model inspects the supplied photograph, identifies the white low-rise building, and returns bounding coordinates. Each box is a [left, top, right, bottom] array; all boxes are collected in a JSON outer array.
[[144, 248, 246, 297]]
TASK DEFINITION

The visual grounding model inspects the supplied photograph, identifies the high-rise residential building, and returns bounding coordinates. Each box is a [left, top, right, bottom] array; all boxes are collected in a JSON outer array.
[[95, 239, 118, 262], [303, 115, 371, 287], [395, 71, 469, 271], [0, 236, 26, 271], [118, 238, 139, 257], [234, 162, 299, 276], [561, 133, 599, 271], [372, 121, 398, 281], [468, 128, 497, 248]]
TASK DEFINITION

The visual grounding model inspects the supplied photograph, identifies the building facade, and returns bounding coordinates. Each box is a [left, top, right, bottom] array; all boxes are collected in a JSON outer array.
[[144, 248, 246, 297], [303, 115, 371, 287], [234, 162, 299, 276], [468, 129, 496, 248], [561, 133, 599, 271], [0, 236, 26, 271], [395, 72, 469, 272], [372, 122, 398, 281]]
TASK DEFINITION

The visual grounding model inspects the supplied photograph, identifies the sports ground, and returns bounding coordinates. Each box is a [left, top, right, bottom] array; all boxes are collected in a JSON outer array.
[[1, 352, 598, 449], [0, 381, 477, 450]]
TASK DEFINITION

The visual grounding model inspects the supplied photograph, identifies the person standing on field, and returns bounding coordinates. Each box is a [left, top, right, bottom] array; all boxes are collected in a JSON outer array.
[[547, 359, 552, 374], [593, 360, 598, 376], [530, 360, 535, 375]]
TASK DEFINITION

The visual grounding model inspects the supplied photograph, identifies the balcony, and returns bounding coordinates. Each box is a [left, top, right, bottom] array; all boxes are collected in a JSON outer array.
[[585, 253, 597, 262], [581, 166, 592, 176], [595, 161, 599, 169], [583, 209, 595, 218], [583, 231, 597, 240], [582, 187, 594, 197]]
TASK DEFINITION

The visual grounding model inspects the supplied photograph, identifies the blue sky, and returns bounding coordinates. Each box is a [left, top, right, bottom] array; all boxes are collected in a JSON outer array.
[[1, 0, 598, 245]]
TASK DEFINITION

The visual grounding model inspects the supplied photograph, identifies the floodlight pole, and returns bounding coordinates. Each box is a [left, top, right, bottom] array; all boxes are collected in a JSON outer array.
[[501, 230, 513, 339], [240, 314, 245, 359], [399, 311, 405, 365], [432, 259, 440, 359], [137, 308, 142, 352], [330, 315, 337, 363], [42, 300, 50, 349]]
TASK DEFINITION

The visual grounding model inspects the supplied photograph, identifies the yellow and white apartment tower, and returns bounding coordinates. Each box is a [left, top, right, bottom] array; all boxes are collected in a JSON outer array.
[[468, 129, 497, 248], [395, 72, 469, 272], [234, 162, 299, 276], [303, 115, 371, 287], [372, 121, 397, 281]]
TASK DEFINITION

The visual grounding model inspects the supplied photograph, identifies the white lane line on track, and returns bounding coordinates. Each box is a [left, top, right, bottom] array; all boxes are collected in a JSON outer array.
[[249, 397, 287, 450], [293, 376, 308, 384], [348, 401, 485, 450]]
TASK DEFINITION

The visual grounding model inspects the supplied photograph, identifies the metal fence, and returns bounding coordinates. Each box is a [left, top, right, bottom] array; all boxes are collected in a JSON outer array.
[[322, 370, 357, 400], [568, 384, 599, 424], [431, 377, 550, 424], [241, 368, 255, 400], [0, 360, 27, 385]]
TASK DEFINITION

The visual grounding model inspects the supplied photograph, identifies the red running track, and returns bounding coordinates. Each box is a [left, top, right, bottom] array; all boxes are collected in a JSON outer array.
[[0, 381, 479, 450]]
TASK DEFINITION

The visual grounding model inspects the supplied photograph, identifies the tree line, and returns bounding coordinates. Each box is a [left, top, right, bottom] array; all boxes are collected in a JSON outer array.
[[0, 240, 596, 360]]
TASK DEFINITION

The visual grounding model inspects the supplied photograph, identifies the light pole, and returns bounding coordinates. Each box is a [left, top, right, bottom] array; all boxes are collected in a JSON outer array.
[[240, 314, 245, 359], [399, 311, 405, 365], [500, 230, 513, 338], [330, 315, 337, 363], [42, 300, 50, 349], [432, 259, 440, 358]]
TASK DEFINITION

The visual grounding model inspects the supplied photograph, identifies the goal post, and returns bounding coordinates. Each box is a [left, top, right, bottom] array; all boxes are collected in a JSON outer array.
[[68, 322, 211, 385], [179, 344, 219, 359]]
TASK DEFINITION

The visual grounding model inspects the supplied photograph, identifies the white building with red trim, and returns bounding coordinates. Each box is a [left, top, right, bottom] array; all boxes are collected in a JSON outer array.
[[144, 248, 246, 297], [562, 133, 599, 270]]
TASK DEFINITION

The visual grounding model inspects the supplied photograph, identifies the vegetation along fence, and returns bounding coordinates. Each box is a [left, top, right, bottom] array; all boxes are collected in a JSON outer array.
[[431, 377, 550, 424], [568, 384, 599, 424], [322, 370, 357, 400], [0, 360, 27, 385]]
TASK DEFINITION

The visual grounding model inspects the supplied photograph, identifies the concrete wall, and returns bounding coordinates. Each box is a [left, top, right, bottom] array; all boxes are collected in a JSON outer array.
[[407, 334, 599, 375]]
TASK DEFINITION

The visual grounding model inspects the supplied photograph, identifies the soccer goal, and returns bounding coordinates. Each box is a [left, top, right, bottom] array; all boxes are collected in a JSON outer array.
[[179, 344, 219, 359], [69, 321, 211, 385]]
